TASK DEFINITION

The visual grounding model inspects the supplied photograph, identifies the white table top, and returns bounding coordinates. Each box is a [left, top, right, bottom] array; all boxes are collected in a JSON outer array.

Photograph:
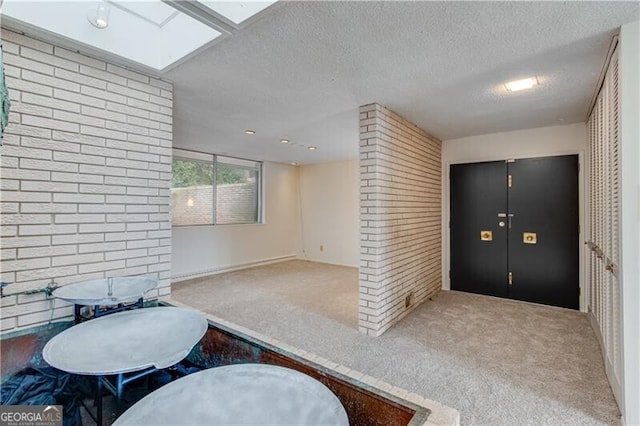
[[113, 364, 349, 426], [43, 307, 207, 375], [52, 277, 158, 306]]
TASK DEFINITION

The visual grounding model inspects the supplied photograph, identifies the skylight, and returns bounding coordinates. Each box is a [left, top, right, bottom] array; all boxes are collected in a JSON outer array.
[[200, 1, 276, 25], [112, 1, 178, 27], [0, 0, 278, 72]]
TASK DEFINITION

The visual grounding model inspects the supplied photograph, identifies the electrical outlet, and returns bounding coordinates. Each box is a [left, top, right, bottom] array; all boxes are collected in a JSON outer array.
[[320, 245, 324, 252]]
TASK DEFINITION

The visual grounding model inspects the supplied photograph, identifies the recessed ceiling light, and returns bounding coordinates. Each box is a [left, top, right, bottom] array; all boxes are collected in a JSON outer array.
[[505, 77, 538, 92], [244, 130, 256, 135], [280, 139, 290, 144], [308, 146, 317, 151]]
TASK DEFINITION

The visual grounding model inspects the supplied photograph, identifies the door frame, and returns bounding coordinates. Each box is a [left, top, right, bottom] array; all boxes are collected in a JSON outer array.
[[442, 150, 587, 312]]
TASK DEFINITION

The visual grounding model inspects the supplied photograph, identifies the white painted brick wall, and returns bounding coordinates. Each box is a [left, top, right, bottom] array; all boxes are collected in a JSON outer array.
[[0, 30, 173, 333], [359, 103, 442, 337]]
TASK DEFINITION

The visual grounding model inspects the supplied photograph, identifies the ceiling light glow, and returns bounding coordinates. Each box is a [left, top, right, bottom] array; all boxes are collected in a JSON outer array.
[[280, 139, 290, 144], [308, 146, 317, 151], [290, 162, 297, 166], [244, 129, 256, 135], [505, 77, 538, 92]]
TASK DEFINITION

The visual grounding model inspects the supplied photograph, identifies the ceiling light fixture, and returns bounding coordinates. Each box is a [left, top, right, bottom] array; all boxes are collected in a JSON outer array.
[[505, 77, 538, 92], [308, 146, 317, 151], [244, 129, 256, 135], [290, 162, 297, 166], [280, 139, 290, 144], [87, 2, 111, 29]]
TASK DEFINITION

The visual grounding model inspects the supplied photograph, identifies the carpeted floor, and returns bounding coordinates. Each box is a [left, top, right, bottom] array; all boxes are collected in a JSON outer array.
[[172, 260, 620, 425]]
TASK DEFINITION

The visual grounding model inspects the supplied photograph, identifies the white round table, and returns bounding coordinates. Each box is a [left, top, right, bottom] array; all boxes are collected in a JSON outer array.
[[43, 307, 207, 425], [52, 277, 158, 320], [113, 364, 349, 426], [43, 307, 207, 375]]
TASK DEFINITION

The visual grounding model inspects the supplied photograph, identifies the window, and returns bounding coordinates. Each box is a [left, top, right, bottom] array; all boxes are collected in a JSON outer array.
[[171, 149, 262, 226], [216, 156, 261, 225]]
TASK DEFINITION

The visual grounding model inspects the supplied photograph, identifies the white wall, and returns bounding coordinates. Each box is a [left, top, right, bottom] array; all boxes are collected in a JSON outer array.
[[299, 160, 359, 267], [441, 123, 587, 307], [619, 19, 640, 426], [171, 162, 301, 280], [442, 123, 586, 163]]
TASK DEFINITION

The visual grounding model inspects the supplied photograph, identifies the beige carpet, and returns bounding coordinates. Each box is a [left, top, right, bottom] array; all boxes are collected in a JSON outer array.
[[172, 260, 620, 425]]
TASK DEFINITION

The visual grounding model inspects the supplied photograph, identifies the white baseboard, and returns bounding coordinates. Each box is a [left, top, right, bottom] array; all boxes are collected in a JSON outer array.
[[588, 311, 624, 415], [171, 255, 297, 282], [295, 256, 358, 268]]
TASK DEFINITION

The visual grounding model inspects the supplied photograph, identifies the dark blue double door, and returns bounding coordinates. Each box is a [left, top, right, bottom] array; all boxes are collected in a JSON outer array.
[[450, 155, 579, 309]]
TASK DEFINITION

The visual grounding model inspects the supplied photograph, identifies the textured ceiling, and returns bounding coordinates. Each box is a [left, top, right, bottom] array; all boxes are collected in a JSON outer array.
[[167, 1, 639, 164]]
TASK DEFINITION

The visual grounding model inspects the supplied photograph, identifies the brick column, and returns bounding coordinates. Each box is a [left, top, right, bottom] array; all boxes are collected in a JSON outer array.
[[359, 103, 442, 336]]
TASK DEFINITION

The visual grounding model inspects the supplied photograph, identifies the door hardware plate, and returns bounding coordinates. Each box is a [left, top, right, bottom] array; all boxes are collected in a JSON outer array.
[[523, 232, 537, 244], [480, 231, 493, 241]]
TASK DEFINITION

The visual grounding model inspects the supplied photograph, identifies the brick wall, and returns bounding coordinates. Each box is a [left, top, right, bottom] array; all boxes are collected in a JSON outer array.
[[216, 183, 258, 224], [171, 183, 257, 226], [359, 103, 442, 336], [0, 30, 173, 333], [171, 186, 213, 226]]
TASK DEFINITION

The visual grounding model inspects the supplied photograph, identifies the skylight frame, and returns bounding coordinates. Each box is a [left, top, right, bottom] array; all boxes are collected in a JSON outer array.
[[0, 0, 279, 73]]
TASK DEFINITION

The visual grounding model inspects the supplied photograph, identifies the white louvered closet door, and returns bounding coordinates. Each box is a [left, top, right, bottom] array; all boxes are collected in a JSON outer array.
[[607, 51, 622, 383], [587, 44, 622, 395], [588, 114, 595, 314]]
